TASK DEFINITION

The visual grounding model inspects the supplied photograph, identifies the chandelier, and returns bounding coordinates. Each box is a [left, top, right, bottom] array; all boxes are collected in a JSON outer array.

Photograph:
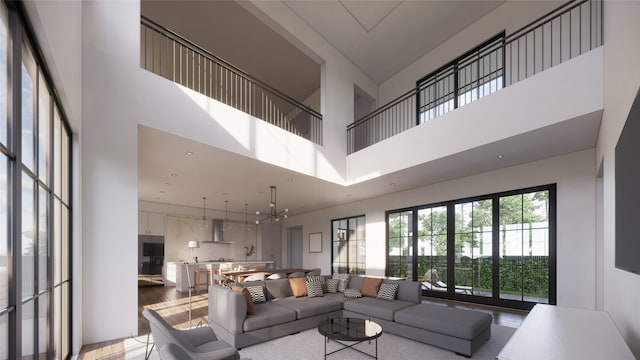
[[255, 186, 288, 224]]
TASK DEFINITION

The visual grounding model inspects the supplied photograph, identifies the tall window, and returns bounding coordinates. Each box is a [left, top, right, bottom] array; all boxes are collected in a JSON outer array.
[[387, 185, 555, 310], [331, 215, 365, 274], [0, 3, 72, 358]]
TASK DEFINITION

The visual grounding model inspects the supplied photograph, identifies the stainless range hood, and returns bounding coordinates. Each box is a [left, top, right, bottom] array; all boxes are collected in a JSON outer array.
[[210, 219, 234, 243]]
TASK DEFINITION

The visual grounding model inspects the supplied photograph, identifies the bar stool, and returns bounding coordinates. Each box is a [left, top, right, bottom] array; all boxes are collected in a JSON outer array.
[[194, 268, 211, 293]]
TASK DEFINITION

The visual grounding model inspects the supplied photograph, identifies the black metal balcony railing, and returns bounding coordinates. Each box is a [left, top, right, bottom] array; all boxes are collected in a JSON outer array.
[[347, 0, 602, 154], [140, 16, 323, 145]]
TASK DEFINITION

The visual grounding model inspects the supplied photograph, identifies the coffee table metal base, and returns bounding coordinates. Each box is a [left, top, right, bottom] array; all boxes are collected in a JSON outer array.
[[324, 335, 378, 359], [317, 318, 383, 360]]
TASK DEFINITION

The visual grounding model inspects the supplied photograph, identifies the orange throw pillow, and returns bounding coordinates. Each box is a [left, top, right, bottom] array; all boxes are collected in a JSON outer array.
[[289, 277, 308, 297], [232, 286, 255, 315], [361, 277, 383, 297]]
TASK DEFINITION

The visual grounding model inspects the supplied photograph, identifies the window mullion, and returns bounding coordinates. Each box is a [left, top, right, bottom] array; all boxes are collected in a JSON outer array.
[[492, 195, 500, 301], [8, 7, 23, 359]]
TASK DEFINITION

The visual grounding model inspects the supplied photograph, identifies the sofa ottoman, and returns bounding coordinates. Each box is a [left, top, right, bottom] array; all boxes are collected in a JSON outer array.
[[393, 303, 492, 357], [343, 297, 416, 321]]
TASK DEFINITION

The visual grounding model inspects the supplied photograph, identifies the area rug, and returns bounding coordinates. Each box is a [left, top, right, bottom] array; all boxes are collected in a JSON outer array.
[[237, 325, 514, 360], [124, 324, 515, 360]]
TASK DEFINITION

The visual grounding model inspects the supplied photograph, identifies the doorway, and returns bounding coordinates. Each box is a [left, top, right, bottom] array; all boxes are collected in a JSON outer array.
[[288, 226, 303, 269]]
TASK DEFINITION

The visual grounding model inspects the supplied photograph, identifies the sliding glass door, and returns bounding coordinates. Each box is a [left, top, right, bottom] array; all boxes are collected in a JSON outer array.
[[454, 199, 492, 297], [417, 206, 447, 290], [386, 185, 555, 309], [387, 211, 412, 278], [498, 191, 550, 303]]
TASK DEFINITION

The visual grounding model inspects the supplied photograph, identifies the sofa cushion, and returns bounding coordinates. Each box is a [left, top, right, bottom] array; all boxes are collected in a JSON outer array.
[[289, 277, 308, 297], [242, 303, 297, 332], [344, 297, 416, 321], [231, 286, 255, 315], [394, 303, 492, 340], [322, 292, 353, 304], [377, 283, 399, 301], [265, 278, 292, 299], [383, 279, 421, 303], [361, 277, 383, 297], [275, 296, 342, 319], [347, 275, 364, 290]]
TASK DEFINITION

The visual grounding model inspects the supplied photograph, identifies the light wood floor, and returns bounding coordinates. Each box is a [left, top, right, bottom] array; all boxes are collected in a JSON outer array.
[[78, 285, 527, 359]]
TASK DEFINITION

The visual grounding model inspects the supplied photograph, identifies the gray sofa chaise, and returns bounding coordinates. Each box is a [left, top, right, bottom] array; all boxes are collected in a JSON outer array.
[[208, 276, 492, 357]]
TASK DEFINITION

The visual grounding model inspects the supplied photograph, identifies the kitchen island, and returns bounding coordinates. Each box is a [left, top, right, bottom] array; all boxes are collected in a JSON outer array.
[[166, 260, 274, 293]]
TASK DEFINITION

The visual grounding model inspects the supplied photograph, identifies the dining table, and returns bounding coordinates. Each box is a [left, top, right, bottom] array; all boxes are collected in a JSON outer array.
[[221, 268, 311, 282]]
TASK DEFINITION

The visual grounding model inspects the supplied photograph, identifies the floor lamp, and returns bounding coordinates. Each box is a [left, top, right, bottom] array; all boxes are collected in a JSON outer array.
[[186, 240, 199, 329]]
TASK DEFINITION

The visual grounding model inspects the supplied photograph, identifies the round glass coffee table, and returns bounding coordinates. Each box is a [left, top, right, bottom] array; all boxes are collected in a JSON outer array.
[[317, 317, 383, 359]]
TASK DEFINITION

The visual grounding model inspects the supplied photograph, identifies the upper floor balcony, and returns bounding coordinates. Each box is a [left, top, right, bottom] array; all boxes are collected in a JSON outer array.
[[138, 0, 603, 186], [347, 0, 603, 154], [140, 15, 323, 146]]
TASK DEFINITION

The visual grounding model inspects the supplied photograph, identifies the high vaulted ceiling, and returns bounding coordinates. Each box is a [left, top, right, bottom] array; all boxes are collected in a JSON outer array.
[[138, 0, 599, 216], [281, 0, 505, 83]]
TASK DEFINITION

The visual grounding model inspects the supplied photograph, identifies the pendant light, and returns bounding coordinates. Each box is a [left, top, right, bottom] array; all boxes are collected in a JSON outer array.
[[244, 203, 252, 233], [223, 200, 232, 232], [198, 197, 209, 229]]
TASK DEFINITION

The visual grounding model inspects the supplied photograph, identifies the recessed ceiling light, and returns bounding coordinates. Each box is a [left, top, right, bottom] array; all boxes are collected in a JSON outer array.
[[287, 178, 293, 182], [390, 183, 396, 187], [170, 173, 178, 177], [164, 182, 171, 186], [497, 154, 504, 159], [185, 151, 194, 156]]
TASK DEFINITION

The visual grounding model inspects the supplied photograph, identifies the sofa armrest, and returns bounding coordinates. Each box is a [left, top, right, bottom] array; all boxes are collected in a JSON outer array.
[[208, 285, 247, 334]]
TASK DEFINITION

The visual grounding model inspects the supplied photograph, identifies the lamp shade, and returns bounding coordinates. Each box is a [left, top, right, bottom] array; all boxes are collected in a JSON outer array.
[[187, 240, 200, 249]]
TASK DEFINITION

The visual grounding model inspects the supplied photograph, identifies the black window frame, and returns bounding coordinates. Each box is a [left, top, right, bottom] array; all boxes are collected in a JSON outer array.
[[331, 215, 366, 275], [386, 184, 556, 311]]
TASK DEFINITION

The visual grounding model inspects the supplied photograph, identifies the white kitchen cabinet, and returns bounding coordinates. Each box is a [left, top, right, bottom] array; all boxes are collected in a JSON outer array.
[[138, 211, 166, 236]]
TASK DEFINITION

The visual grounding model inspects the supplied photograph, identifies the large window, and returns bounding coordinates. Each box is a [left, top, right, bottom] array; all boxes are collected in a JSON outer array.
[[0, 3, 72, 358], [331, 215, 365, 274], [387, 185, 555, 310]]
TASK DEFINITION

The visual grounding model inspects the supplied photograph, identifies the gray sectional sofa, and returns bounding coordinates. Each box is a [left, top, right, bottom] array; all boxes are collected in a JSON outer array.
[[208, 276, 492, 357]]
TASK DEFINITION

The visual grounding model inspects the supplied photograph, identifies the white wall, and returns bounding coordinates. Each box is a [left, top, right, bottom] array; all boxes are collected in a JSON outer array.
[[243, 0, 378, 159], [348, 48, 603, 183], [598, 1, 640, 357], [288, 149, 598, 309]]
